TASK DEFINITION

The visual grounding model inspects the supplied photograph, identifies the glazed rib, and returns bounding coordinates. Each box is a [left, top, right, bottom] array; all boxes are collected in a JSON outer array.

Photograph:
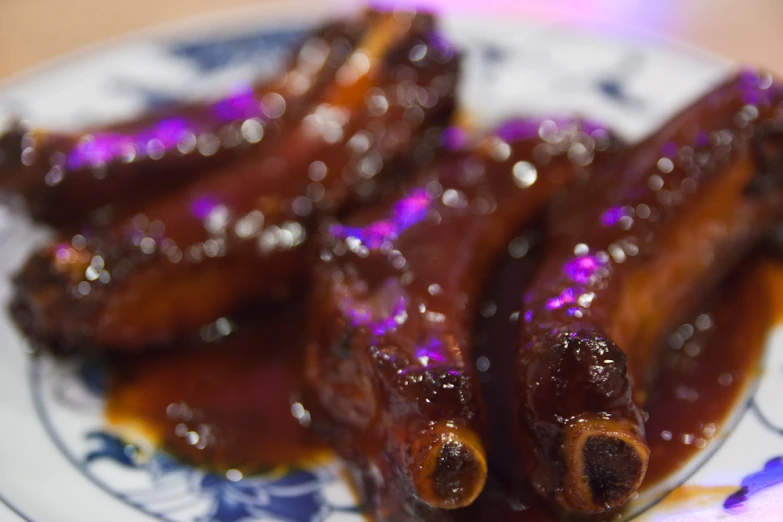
[[0, 14, 371, 226], [514, 71, 783, 514], [304, 118, 612, 518], [11, 11, 459, 349]]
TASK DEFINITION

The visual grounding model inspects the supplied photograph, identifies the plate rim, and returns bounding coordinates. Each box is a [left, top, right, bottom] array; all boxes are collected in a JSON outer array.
[[0, 0, 731, 95], [0, 3, 757, 521]]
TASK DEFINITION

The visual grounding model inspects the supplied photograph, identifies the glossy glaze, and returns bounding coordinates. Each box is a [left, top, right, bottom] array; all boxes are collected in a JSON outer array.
[[473, 236, 775, 522], [98, 240, 777, 522], [514, 72, 783, 514], [0, 15, 371, 227], [12, 10, 459, 349], [304, 118, 612, 517], [105, 303, 329, 472]]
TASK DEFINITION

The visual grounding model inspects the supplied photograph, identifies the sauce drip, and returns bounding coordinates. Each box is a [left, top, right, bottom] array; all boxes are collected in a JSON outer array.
[[104, 304, 329, 473]]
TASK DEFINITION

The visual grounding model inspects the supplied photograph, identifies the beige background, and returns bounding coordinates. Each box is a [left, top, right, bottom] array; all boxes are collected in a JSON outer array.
[[0, 0, 781, 81]]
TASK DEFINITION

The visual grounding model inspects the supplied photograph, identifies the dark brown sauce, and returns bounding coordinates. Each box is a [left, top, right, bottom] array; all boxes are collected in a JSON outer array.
[[99, 240, 776, 520], [643, 260, 774, 486], [472, 232, 777, 521], [104, 304, 330, 474]]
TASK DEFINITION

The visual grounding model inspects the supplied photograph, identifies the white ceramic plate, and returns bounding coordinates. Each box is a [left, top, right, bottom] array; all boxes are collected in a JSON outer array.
[[1, 2, 782, 521]]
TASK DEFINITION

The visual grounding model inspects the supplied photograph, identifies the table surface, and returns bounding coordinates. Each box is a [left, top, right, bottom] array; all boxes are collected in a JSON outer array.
[[0, 0, 781, 81]]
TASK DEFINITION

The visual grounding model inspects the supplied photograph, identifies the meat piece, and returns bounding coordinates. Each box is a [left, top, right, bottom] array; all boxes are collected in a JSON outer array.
[[513, 71, 783, 514], [0, 13, 371, 226], [304, 118, 612, 518], [11, 10, 459, 349], [470, 239, 775, 522]]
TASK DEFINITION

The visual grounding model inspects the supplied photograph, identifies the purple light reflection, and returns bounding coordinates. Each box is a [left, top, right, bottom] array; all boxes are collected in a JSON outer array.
[[546, 287, 576, 310], [342, 280, 409, 336], [211, 83, 263, 122], [580, 119, 610, 136], [739, 68, 764, 106], [414, 338, 447, 365], [426, 29, 458, 59], [660, 141, 678, 158], [65, 84, 267, 171], [738, 68, 779, 108], [494, 117, 605, 144], [331, 189, 431, 250], [190, 195, 220, 219], [441, 126, 467, 151], [66, 117, 191, 170], [395, 189, 430, 227], [140, 118, 190, 148], [67, 134, 133, 170], [600, 206, 625, 226], [54, 243, 74, 261], [348, 308, 402, 336], [495, 118, 541, 143], [563, 255, 604, 285], [695, 131, 710, 148]]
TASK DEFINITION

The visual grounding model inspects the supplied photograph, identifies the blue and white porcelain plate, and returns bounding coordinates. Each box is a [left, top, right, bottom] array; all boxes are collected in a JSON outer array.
[[1, 2, 782, 521]]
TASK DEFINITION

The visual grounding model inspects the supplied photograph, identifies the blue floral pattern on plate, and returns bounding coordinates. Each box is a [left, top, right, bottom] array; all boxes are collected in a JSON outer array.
[[84, 431, 356, 522], [31, 356, 361, 522], [4, 7, 781, 522]]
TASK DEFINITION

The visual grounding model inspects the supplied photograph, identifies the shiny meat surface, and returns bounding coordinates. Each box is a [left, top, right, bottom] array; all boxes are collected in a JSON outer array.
[[12, 10, 459, 349], [305, 117, 613, 517], [514, 72, 783, 514]]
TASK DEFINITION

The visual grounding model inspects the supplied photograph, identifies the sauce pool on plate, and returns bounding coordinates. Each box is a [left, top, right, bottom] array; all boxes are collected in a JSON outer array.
[[99, 240, 779, 519]]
